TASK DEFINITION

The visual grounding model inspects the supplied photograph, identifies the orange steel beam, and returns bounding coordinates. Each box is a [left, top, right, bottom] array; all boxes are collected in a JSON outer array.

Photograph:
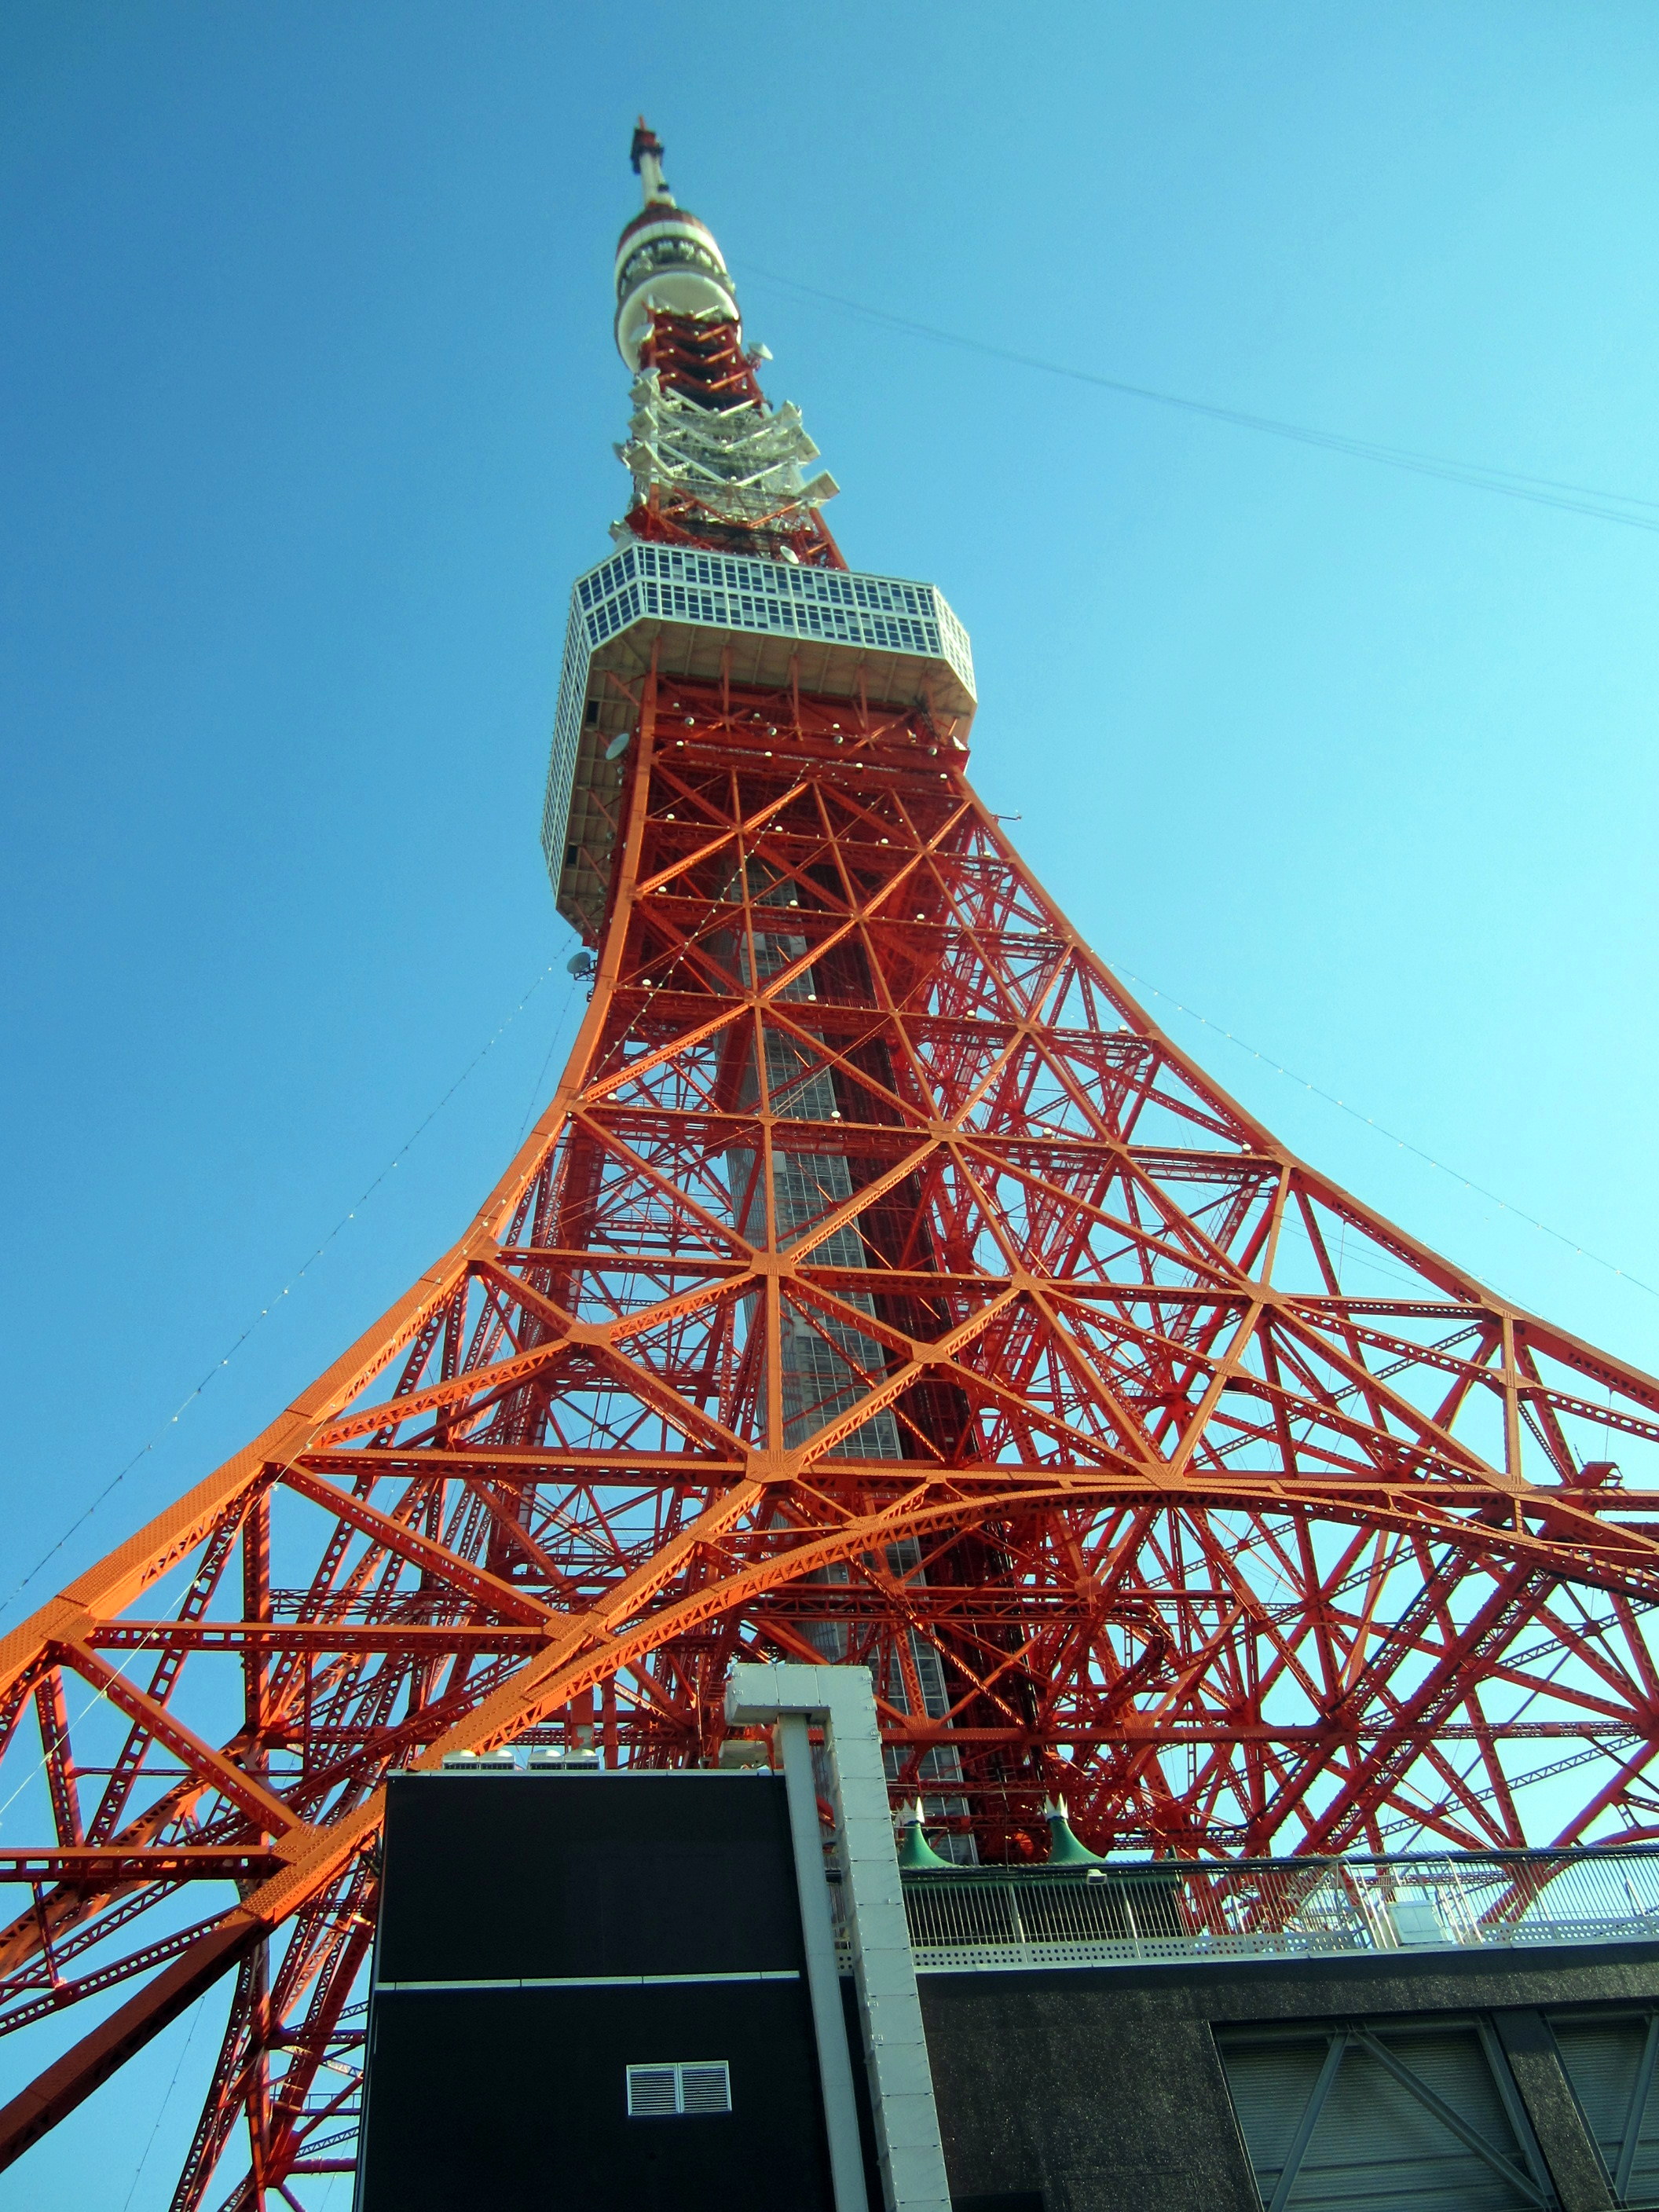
[[4, 674, 1659, 2203], [0, 1850, 285, 1884]]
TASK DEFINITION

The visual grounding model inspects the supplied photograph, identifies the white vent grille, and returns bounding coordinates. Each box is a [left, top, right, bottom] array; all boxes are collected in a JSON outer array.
[[679, 2063, 733, 2115], [625, 2065, 679, 2118], [625, 2059, 732, 2119]]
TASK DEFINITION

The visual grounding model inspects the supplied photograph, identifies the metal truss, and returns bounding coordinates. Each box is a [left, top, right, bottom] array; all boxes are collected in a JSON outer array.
[[621, 310, 848, 569], [4, 667, 1659, 2205], [1227, 2019, 1555, 2209]]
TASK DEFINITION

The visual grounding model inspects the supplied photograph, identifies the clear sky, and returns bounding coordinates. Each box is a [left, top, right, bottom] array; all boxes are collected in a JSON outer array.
[[4, 5, 1658, 2203]]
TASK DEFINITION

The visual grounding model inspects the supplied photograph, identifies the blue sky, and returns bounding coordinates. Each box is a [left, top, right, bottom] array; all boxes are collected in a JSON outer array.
[[4, 5, 1659, 2203]]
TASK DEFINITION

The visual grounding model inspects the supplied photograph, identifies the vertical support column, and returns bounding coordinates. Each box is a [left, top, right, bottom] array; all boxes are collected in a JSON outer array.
[[826, 1675, 953, 2212], [1490, 2011, 1614, 2212], [775, 1712, 870, 2212], [247, 1941, 271, 2207], [728, 1663, 952, 2212], [243, 1485, 271, 1785]]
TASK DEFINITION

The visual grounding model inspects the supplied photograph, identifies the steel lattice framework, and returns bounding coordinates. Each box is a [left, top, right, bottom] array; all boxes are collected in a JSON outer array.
[[5, 125, 1659, 2211]]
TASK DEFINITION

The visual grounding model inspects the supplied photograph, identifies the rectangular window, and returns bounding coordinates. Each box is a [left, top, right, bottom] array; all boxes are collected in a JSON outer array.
[[625, 2060, 732, 2119]]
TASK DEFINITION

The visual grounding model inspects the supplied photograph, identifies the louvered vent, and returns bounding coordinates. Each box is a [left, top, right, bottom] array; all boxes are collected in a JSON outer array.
[[625, 2060, 732, 2119], [624, 2065, 679, 2119], [679, 2063, 733, 2115]]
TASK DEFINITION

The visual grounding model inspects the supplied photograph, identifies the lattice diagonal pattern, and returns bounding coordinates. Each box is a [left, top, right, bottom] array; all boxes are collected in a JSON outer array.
[[4, 669, 1659, 2205]]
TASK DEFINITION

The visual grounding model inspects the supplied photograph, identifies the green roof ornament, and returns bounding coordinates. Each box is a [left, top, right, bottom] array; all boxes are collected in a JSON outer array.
[[895, 1798, 954, 1871], [1043, 1795, 1104, 1866]]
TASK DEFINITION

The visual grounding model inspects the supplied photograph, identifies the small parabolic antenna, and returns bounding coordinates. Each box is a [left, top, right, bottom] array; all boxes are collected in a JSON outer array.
[[604, 731, 632, 761]]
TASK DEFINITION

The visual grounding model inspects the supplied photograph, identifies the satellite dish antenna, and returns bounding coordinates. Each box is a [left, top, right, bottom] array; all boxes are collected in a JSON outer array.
[[605, 731, 632, 761]]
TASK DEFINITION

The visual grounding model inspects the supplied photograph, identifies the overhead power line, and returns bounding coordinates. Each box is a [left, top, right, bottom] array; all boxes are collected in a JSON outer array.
[[0, 961, 574, 1628], [740, 265, 1659, 536], [1106, 957, 1659, 1306]]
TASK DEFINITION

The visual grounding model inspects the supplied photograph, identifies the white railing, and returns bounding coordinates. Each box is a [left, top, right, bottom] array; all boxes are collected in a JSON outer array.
[[870, 1848, 1659, 1975]]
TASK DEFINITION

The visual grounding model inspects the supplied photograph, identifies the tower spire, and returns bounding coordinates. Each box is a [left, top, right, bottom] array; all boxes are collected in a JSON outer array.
[[629, 115, 674, 206], [610, 122, 844, 567]]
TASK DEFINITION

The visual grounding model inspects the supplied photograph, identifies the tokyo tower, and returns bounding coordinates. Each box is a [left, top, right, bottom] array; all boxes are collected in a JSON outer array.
[[4, 119, 1659, 2209]]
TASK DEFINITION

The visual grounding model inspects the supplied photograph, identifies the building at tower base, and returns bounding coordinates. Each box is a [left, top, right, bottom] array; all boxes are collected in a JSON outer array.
[[355, 1669, 1659, 2212]]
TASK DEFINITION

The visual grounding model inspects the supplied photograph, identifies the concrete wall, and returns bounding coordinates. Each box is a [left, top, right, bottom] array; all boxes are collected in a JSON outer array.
[[917, 1940, 1659, 2212]]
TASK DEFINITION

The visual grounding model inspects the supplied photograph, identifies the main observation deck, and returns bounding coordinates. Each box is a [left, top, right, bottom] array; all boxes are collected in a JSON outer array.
[[540, 540, 976, 939]]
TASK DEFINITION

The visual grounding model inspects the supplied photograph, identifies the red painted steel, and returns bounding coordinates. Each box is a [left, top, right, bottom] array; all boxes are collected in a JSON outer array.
[[4, 185, 1659, 2212], [624, 308, 848, 569]]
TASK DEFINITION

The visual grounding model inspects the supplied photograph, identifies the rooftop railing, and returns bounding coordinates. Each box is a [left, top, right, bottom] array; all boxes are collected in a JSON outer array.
[[862, 1847, 1659, 1975]]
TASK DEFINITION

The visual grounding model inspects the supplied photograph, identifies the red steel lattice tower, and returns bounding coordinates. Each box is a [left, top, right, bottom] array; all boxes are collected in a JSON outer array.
[[5, 122, 1659, 2209]]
